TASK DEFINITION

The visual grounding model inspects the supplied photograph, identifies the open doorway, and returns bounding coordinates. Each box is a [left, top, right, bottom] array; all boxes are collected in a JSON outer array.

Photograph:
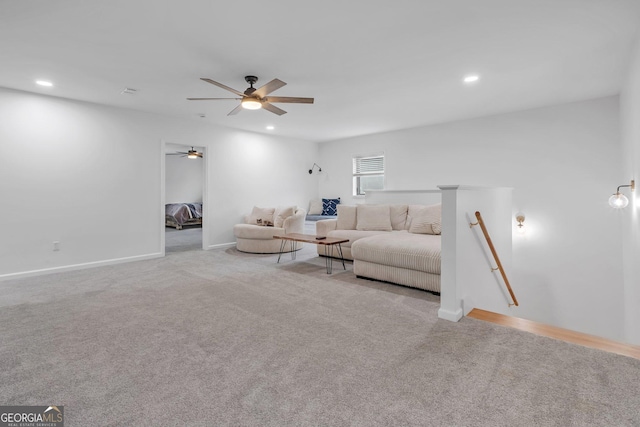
[[164, 143, 205, 253]]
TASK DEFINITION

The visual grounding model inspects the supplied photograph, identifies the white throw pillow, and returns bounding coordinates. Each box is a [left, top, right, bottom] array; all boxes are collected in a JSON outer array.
[[356, 205, 392, 231], [248, 206, 275, 226], [308, 199, 323, 215], [274, 206, 296, 228], [408, 204, 441, 235], [336, 205, 357, 230], [390, 204, 409, 230]]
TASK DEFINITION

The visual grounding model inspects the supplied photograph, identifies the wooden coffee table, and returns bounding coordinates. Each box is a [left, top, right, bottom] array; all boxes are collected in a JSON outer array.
[[274, 233, 349, 274]]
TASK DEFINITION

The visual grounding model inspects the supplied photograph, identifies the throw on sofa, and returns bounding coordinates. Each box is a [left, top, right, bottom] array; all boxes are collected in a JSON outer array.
[[234, 206, 306, 253], [316, 204, 441, 293]]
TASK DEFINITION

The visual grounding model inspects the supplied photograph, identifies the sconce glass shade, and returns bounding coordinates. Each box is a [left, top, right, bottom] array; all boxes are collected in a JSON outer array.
[[241, 98, 262, 110], [609, 193, 629, 209]]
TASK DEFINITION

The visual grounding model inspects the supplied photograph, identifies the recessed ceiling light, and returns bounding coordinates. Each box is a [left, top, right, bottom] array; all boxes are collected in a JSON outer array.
[[266, 125, 275, 130], [463, 75, 480, 84], [36, 80, 53, 87]]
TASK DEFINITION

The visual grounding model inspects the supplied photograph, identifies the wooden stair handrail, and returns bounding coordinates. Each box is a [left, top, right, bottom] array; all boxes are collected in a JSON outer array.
[[470, 211, 519, 307]]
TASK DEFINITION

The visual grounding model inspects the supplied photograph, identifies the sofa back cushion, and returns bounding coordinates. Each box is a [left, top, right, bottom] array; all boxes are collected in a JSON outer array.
[[356, 204, 392, 231], [274, 205, 296, 228], [248, 206, 276, 226], [336, 205, 357, 230], [390, 204, 409, 230], [407, 203, 441, 235]]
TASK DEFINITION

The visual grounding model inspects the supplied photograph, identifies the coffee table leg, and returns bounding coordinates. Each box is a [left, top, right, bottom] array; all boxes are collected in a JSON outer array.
[[291, 240, 296, 260], [336, 244, 346, 270], [323, 244, 331, 274], [277, 240, 286, 263]]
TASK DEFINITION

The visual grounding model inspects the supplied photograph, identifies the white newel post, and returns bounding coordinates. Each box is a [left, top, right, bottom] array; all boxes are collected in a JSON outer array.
[[437, 185, 463, 321]]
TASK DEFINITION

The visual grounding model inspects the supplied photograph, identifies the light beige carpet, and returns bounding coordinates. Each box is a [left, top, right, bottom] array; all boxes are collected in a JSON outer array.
[[0, 245, 639, 426]]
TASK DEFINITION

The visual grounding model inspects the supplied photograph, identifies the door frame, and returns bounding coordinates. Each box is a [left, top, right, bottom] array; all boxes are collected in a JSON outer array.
[[160, 140, 209, 254]]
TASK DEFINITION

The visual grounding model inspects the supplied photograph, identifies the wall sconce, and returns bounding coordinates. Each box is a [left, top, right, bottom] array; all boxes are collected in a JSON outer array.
[[608, 180, 635, 208], [308, 163, 322, 174], [515, 212, 526, 235]]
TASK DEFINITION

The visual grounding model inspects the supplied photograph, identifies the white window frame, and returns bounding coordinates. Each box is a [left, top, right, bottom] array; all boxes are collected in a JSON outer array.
[[352, 153, 385, 197]]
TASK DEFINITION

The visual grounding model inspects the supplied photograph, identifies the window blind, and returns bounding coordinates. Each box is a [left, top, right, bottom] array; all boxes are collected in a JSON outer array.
[[353, 155, 384, 176]]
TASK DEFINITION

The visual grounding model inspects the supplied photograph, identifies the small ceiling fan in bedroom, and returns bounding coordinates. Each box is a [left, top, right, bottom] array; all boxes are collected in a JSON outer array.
[[167, 147, 202, 159], [187, 75, 314, 116]]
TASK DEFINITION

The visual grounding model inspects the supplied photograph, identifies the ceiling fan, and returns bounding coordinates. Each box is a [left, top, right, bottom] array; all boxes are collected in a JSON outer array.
[[187, 75, 314, 116], [167, 147, 202, 159]]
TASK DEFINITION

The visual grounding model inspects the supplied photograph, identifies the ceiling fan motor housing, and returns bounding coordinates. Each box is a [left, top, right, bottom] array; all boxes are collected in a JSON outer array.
[[244, 76, 258, 96], [244, 75, 258, 86]]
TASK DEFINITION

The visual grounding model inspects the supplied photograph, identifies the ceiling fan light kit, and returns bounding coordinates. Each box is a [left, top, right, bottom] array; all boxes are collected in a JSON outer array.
[[241, 98, 262, 110], [188, 75, 314, 116]]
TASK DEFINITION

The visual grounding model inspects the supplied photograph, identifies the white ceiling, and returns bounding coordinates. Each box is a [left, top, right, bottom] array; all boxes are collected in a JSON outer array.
[[1, 0, 639, 142]]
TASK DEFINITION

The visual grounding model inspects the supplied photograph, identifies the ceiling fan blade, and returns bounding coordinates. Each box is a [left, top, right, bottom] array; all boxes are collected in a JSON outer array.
[[187, 97, 241, 101], [227, 104, 244, 116], [167, 152, 188, 155], [264, 96, 314, 104], [200, 78, 245, 97], [253, 79, 286, 98], [262, 102, 287, 116]]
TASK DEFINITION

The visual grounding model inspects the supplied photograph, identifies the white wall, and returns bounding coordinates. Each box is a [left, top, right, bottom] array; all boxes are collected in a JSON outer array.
[[0, 87, 319, 277], [620, 32, 640, 345], [438, 186, 513, 321], [165, 149, 203, 204], [319, 97, 628, 343]]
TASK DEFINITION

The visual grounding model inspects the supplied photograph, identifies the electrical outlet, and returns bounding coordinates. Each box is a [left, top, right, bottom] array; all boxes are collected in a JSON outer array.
[[53, 241, 60, 251]]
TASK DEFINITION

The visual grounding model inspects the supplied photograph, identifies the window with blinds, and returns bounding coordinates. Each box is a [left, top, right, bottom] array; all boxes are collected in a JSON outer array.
[[352, 154, 385, 196]]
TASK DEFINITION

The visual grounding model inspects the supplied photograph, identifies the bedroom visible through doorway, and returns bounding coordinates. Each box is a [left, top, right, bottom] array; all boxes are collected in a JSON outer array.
[[164, 143, 204, 253]]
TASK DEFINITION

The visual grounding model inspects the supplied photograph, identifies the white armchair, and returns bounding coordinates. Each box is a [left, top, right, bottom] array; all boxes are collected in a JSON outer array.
[[234, 207, 306, 253]]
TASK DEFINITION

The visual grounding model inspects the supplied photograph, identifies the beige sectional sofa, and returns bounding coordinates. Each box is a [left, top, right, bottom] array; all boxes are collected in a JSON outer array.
[[234, 206, 306, 253], [316, 204, 441, 293]]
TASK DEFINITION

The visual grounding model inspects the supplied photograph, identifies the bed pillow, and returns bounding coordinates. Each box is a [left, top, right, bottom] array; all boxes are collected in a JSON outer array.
[[322, 198, 340, 216], [356, 205, 392, 231], [274, 206, 296, 228], [308, 199, 323, 215], [336, 205, 357, 230], [408, 204, 441, 235], [248, 206, 275, 226]]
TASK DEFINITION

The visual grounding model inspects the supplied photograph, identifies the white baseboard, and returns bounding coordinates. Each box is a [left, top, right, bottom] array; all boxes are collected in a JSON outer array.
[[0, 252, 164, 281], [438, 307, 463, 322]]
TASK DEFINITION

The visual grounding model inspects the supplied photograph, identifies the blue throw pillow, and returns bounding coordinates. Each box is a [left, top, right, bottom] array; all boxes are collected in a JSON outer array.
[[322, 198, 340, 216]]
